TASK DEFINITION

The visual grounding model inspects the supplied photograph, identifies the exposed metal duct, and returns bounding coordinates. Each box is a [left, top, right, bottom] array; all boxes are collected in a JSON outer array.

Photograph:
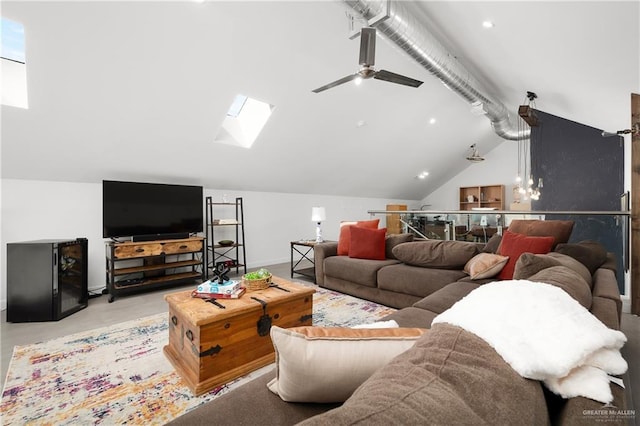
[[343, 0, 528, 141]]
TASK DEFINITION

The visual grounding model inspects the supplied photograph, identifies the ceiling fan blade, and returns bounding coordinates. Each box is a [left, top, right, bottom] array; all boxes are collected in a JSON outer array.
[[359, 27, 376, 67], [312, 74, 359, 93], [374, 69, 423, 88]]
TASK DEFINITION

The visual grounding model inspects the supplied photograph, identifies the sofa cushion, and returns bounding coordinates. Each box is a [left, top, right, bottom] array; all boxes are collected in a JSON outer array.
[[592, 269, 620, 301], [482, 233, 502, 253], [337, 219, 380, 256], [513, 252, 560, 280], [546, 252, 593, 287], [513, 252, 592, 288], [592, 268, 622, 321], [555, 378, 626, 425], [381, 307, 439, 328], [464, 253, 509, 280], [457, 276, 497, 285], [385, 233, 414, 259], [507, 219, 574, 248], [300, 324, 549, 426], [526, 265, 592, 309], [349, 227, 387, 260], [497, 231, 555, 280], [324, 256, 399, 288], [554, 240, 608, 275], [601, 252, 617, 272], [165, 372, 339, 426], [268, 326, 425, 403], [589, 296, 620, 330], [377, 263, 467, 298], [391, 240, 480, 269], [413, 281, 481, 314]]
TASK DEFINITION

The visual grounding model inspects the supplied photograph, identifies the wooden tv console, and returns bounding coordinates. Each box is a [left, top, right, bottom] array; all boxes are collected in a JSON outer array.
[[105, 237, 205, 303]]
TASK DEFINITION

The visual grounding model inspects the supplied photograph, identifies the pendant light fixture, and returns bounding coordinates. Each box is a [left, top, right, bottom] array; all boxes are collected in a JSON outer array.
[[466, 143, 485, 162], [516, 92, 542, 201]]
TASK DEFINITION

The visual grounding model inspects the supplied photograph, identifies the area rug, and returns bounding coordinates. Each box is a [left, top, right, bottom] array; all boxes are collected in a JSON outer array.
[[0, 287, 395, 425]]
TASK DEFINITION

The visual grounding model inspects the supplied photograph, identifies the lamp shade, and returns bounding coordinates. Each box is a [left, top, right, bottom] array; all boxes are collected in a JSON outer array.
[[311, 207, 326, 222]]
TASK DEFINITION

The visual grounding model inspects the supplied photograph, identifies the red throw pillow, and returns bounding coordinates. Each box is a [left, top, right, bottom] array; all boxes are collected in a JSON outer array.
[[349, 227, 387, 260], [507, 220, 574, 249], [337, 219, 380, 255], [497, 230, 555, 280]]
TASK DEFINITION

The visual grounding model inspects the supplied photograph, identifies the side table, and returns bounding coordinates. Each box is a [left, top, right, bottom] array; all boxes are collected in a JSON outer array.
[[290, 240, 324, 283]]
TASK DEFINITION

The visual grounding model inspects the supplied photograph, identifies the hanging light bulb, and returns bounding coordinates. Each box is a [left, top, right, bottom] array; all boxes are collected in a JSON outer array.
[[515, 91, 544, 203]]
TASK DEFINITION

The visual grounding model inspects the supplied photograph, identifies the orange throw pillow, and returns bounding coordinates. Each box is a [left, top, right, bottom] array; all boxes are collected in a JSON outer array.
[[497, 230, 555, 280], [349, 227, 387, 260], [337, 219, 380, 255]]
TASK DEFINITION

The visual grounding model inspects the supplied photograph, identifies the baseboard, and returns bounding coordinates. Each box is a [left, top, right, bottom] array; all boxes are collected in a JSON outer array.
[[0, 298, 6, 311], [621, 295, 631, 314], [246, 257, 290, 270]]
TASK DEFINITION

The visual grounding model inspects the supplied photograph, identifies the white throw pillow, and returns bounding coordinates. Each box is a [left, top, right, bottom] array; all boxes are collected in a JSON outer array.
[[267, 326, 425, 403]]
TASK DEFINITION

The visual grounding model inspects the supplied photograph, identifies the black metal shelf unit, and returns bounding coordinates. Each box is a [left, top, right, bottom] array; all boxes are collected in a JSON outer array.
[[205, 196, 247, 278]]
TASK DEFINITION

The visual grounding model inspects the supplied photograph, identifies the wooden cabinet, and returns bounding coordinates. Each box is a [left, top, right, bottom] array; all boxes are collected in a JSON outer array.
[[386, 204, 407, 234], [459, 185, 505, 211], [105, 237, 204, 303]]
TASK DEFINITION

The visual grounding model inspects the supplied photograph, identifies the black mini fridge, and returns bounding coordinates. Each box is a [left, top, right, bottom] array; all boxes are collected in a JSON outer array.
[[7, 238, 88, 322]]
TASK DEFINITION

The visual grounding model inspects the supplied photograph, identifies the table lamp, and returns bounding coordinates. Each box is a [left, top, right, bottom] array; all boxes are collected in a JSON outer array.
[[311, 207, 326, 243]]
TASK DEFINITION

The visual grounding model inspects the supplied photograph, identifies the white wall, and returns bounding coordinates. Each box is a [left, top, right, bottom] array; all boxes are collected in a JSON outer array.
[[0, 178, 418, 310], [422, 140, 519, 210]]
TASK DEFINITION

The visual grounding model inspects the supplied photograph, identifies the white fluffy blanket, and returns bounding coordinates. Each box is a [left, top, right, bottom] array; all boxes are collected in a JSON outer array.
[[432, 280, 627, 403]]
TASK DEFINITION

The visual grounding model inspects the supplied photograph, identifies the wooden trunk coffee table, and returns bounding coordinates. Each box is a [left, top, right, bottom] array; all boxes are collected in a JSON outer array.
[[163, 276, 315, 396]]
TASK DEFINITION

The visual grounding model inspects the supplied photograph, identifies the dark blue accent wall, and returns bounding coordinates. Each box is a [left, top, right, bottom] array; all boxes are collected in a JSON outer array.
[[530, 110, 625, 292]]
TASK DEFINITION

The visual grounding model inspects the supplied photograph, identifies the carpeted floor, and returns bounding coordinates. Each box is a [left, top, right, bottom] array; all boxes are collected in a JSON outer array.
[[0, 287, 395, 425]]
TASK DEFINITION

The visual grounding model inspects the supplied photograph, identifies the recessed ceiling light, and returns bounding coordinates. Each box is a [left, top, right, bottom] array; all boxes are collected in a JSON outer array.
[[416, 171, 429, 179], [429, 118, 436, 124], [356, 120, 367, 128], [482, 21, 494, 28]]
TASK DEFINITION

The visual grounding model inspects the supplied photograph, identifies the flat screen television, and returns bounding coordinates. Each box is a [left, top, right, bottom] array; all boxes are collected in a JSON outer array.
[[103, 180, 203, 241]]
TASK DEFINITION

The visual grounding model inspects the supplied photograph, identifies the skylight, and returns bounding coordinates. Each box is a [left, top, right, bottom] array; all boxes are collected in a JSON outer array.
[[226, 94, 248, 118], [216, 94, 274, 148], [1, 17, 28, 109], [1, 17, 25, 63]]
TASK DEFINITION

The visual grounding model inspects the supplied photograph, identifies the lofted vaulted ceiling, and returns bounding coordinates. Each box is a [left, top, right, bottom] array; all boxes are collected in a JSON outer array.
[[1, 1, 638, 200]]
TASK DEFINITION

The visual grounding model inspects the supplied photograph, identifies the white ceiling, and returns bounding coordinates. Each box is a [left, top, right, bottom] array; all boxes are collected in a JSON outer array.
[[1, 1, 638, 200]]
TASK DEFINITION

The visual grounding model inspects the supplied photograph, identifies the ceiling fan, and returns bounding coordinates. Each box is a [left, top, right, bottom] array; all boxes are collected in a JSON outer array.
[[312, 27, 424, 93]]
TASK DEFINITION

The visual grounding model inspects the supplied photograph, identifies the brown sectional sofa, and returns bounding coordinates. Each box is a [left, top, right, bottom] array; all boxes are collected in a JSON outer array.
[[314, 234, 483, 309], [168, 226, 628, 425]]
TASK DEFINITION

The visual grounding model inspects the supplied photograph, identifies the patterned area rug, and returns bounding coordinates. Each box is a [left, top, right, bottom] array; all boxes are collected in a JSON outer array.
[[0, 287, 395, 425]]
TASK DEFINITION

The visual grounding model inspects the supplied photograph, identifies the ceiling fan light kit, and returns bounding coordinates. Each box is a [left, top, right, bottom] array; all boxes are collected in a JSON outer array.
[[312, 27, 424, 93]]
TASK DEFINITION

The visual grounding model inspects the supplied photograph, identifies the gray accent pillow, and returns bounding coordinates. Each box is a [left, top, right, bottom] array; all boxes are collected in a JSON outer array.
[[554, 240, 607, 275], [482, 233, 502, 254], [385, 233, 414, 259]]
